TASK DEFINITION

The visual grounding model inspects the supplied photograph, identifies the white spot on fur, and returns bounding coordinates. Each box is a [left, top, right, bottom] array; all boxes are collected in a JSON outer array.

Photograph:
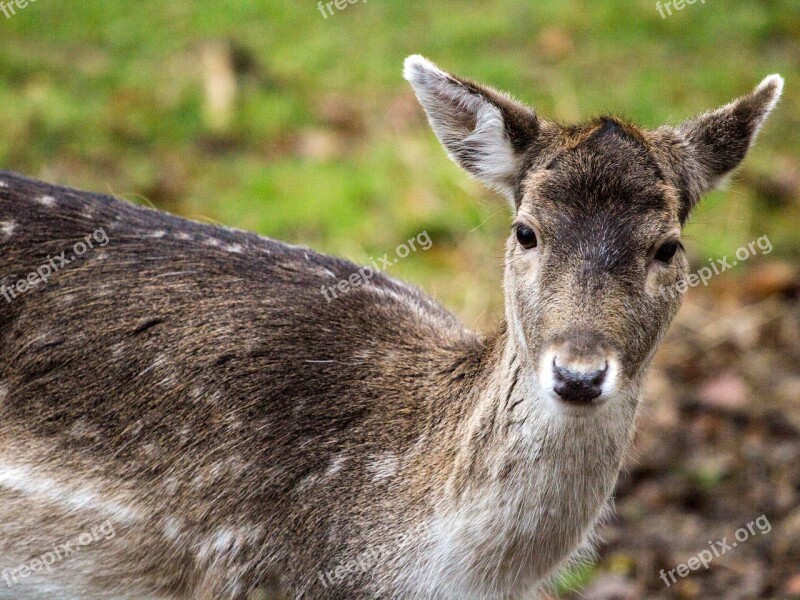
[[0, 464, 140, 524], [128, 421, 144, 437], [203, 237, 221, 247], [225, 456, 246, 476], [190, 385, 206, 403], [325, 455, 348, 478], [0, 221, 16, 237], [96, 284, 114, 298], [163, 516, 182, 540], [213, 528, 235, 552], [0, 180, 7, 187], [197, 526, 262, 563], [191, 470, 207, 490], [163, 476, 180, 496], [145, 230, 166, 239], [223, 243, 243, 254], [36, 195, 57, 207], [69, 418, 100, 439], [364, 285, 408, 305], [206, 461, 227, 482], [141, 442, 161, 458], [367, 452, 400, 481], [175, 232, 193, 241], [294, 472, 319, 493]]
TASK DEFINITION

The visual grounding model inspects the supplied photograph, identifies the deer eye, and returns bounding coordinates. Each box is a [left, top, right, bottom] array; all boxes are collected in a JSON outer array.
[[654, 240, 681, 263], [515, 224, 538, 249]]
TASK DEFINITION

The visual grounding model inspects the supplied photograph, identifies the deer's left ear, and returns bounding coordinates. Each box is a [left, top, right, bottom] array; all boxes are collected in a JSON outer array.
[[666, 74, 784, 218], [404, 55, 540, 203]]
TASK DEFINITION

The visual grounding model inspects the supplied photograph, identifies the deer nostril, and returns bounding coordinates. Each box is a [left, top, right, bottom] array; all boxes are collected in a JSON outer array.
[[552, 360, 607, 404]]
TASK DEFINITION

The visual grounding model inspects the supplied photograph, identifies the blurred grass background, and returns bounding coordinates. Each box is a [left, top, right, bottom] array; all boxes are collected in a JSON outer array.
[[1, 0, 798, 330]]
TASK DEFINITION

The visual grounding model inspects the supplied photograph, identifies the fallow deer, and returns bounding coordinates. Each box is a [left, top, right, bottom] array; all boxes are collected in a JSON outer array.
[[0, 56, 783, 599]]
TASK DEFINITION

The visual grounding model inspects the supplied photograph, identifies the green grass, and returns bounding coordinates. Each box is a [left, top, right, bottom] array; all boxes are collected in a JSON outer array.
[[1, 0, 798, 329], [552, 561, 598, 595]]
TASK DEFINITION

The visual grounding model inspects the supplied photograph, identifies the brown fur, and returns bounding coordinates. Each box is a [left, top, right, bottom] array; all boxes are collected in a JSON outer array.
[[0, 58, 782, 599]]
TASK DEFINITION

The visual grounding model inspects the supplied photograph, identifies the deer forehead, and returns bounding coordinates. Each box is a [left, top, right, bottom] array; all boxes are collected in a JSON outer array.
[[519, 120, 683, 238]]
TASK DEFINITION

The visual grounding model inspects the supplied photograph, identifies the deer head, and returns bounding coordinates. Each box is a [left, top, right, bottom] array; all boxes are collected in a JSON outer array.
[[404, 55, 782, 413]]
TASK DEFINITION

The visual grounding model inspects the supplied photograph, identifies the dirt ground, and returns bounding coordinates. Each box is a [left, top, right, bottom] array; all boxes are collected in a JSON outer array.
[[555, 262, 800, 599]]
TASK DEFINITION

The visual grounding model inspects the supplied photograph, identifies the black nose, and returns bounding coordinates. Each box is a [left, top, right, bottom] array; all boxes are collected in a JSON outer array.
[[552, 361, 606, 404]]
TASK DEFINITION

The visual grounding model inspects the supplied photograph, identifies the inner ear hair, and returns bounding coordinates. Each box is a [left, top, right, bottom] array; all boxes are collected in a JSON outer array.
[[403, 55, 541, 203]]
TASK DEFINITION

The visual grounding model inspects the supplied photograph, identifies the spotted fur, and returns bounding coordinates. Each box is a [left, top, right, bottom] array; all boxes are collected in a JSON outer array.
[[0, 57, 782, 599]]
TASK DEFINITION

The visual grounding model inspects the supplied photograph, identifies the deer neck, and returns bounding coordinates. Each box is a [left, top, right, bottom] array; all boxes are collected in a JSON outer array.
[[410, 322, 642, 598]]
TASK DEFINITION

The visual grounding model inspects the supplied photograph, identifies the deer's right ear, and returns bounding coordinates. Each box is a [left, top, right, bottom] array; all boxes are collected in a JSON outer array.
[[404, 55, 540, 203]]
